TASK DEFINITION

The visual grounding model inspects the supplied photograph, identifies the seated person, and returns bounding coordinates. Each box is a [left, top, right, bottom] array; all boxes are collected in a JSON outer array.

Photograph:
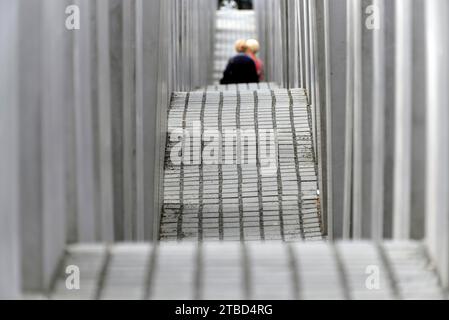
[[246, 39, 264, 81], [220, 40, 259, 84]]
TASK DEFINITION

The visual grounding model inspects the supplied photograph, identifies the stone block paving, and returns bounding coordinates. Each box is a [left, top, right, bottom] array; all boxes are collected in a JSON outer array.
[[161, 88, 321, 242]]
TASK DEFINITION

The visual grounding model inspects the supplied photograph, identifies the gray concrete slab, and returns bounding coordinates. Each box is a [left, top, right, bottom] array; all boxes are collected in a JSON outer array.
[[49, 241, 444, 300]]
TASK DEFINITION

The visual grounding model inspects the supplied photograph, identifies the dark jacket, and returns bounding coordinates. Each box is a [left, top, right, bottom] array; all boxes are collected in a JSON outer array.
[[220, 54, 259, 85]]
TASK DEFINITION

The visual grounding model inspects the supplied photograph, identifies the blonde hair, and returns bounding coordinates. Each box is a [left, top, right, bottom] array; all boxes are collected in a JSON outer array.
[[234, 39, 248, 53], [246, 39, 260, 54]]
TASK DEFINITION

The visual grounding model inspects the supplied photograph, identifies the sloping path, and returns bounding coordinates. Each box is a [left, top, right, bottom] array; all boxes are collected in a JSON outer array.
[[160, 88, 322, 241]]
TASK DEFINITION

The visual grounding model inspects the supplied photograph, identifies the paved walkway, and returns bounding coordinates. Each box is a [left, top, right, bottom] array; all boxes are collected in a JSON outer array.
[[160, 88, 322, 241]]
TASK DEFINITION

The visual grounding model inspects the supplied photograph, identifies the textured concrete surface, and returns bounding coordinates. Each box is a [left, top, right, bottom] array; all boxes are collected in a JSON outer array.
[[198, 82, 279, 92], [160, 88, 322, 241], [50, 241, 445, 300]]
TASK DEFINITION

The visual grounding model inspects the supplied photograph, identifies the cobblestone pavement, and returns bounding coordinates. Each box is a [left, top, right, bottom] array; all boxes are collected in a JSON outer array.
[[161, 89, 322, 242]]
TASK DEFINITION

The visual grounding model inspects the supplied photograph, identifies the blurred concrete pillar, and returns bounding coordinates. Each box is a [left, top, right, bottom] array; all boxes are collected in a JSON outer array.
[[358, 0, 396, 240], [96, 0, 115, 241], [315, 0, 335, 237], [303, 0, 311, 93], [72, 0, 98, 243], [137, 0, 162, 240], [40, 0, 70, 290], [426, 0, 449, 288], [341, 0, 377, 239], [0, 0, 21, 299], [297, 0, 306, 88], [393, 0, 413, 240], [350, 0, 363, 239], [360, 0, 374, 239], [371, 0, 386, 240], [323, 0, 347, 239], [286, 0, 300, 88], [371, 0, 396, 240], [64, 2, 77, 245], [256, 0, 285, 84], [280, 0, 289, 86], [191, 0, 200, 87], [67, 0, 98, 242], [392, 0, 426, 241], [381, 0, 396, 239], [108, 0, 125, 241], [17, 0, 70, 292], [342, 0, 354, 239], [122, 0, 137, 240], [409, 0, 426, 240], [309, 0, 320, 162]]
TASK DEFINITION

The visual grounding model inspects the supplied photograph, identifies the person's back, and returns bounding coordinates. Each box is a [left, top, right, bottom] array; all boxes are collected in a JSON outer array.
[[247, 52, 264, 81], [246, 39, 264, 81], [220, 53, 259, 85]]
